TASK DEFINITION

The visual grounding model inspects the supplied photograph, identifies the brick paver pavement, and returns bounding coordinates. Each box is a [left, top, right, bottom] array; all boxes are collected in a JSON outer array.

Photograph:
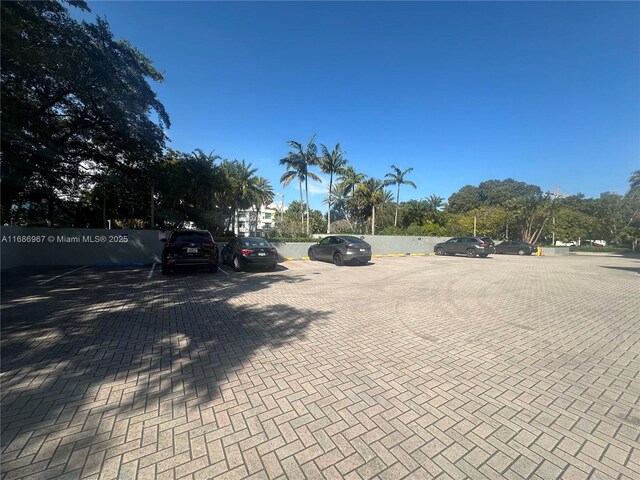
[[1, 254, 639, 479]]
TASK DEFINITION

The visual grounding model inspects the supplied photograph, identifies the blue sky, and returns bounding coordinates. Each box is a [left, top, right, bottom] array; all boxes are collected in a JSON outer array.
[[77, 1, 639, 209]]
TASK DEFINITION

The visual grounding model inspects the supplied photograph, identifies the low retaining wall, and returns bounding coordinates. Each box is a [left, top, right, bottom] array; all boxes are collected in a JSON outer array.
[[1, 227, 165, 270], [538, 247, 571, 256], [273, 235, 450, 260]]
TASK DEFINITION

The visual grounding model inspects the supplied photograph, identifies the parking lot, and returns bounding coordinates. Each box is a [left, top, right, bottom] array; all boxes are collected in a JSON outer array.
[[1, 254, 639, 479]]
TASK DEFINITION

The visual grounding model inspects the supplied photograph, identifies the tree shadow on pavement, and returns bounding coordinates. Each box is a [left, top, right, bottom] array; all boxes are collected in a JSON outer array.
[[1, 267, 326, 473]]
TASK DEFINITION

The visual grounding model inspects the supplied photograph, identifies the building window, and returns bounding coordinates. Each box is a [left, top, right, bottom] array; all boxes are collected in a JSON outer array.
[[263, 213, 272, 220]]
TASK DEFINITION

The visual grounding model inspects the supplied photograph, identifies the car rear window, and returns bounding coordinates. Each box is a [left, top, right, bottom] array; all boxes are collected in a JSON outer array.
[[242, 239, 271, 247], [341, 236, 365, 243], [171, 232, 213, 243], [480, 237, 493, 243]]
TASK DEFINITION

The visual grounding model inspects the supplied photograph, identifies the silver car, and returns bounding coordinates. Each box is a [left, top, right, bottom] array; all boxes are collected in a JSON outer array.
[[308, 235, 372, 266]]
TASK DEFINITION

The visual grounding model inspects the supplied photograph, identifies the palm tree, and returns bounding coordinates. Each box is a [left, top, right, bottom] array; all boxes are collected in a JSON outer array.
[[249, 177, 274, 235], [279, 135, 321, 235], [384, 164, 417, 227], [351, 178, 390, 234], [323, 183, 353, 231], [425, 194, 444, 223], [338, 165, 366, 198], [279, 155, 304, 229], [225, 160, 257, 235], [320, 143, 348, 233], [364, 179, 388, 235], [187, 149, 221, 210]]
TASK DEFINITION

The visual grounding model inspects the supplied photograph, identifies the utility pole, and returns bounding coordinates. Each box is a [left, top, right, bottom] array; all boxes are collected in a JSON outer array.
[[372, 205, 376, 235], [545, 184, 568, 246]]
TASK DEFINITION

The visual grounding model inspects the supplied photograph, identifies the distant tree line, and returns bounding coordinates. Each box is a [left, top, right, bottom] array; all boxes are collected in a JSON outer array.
[[2, 1, 639, 250]]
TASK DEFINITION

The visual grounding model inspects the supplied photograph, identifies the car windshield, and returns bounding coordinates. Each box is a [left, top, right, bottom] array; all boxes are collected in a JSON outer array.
[[340, 236, 365, 243], [171, 232, 212, 243]]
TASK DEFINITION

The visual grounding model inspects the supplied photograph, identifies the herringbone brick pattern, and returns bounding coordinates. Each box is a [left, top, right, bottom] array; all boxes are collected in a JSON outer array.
[[1, 255, 639, 479]]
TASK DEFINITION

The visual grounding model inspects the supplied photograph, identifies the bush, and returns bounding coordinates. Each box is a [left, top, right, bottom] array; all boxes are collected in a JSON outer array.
[[379, 226, 405, 235]]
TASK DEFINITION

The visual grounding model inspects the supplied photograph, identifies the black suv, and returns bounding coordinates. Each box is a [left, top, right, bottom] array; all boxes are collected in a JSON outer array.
[[434, 236, 496, 257], [161, 229, 218, 274]]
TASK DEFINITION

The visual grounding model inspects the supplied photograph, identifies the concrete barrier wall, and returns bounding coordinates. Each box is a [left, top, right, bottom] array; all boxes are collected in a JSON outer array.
[[274, 236, 450, 259], [1, 227, 166, 270], [539, 247, 571, 256], [1, 228, 455, 270]]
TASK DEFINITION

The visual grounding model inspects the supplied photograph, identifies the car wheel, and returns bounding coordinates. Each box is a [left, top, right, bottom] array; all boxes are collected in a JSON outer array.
[[208, 264, 218, 273], [161, 263, 170, 275], [466, 248, 477, 257], [333, 252, 344, 266], [233, 256, 242, 272], [435, 247, 444, 256], [518, 249, 525, 256], [308, 249, 316, 261]]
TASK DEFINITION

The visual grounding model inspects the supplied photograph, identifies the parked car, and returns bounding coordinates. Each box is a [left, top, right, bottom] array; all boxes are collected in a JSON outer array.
[[221, 237, 279, 271], [433, 236, 496, 257], [161, 229, 218, 274], [308, 235, 372, 266], [495, 240, 536, 255]]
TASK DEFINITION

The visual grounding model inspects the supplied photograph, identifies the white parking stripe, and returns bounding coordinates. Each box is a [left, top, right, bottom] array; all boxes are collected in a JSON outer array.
[[218, 266, 230, 276], [39, 265, 87, 285], [147, 263, 156, 279]]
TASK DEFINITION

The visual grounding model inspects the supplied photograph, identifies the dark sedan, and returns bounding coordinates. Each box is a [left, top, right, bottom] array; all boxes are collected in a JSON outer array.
[[495, 240, 537, 255], [221, 237, 279, 271], [308, 235, 372, 266]]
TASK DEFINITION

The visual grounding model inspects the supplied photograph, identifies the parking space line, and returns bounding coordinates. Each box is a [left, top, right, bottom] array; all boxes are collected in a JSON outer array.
[[218, 266, 230, 276], [147, 263, 156, 279], [39, 265, 87, 285]]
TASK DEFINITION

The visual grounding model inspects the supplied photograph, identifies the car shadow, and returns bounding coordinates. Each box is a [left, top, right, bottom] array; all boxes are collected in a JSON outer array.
[[600, 265, 640, 274]]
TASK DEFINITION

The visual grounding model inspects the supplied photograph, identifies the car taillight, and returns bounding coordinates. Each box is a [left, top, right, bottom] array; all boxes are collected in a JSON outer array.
[[270, 248, 277, 254], [166, 242, 175, 247], [478, 242, 488, 246], [346, 244, 353, 249], [241, 249, 253, 255], [202, 243, 214, 248]]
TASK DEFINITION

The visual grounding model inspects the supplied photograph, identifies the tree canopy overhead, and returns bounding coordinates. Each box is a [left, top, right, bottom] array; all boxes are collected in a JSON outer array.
[[1, 0, 170, 222]]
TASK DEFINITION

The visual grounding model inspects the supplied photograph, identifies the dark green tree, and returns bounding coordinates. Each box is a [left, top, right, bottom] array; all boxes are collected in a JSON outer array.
[[1, 0, 170, 224]]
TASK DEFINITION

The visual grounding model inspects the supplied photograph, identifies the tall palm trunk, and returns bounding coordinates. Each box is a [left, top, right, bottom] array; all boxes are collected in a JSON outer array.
[[305, 176, 310, 236], [394, 184, 400, 227], [299, 179, 304, 230], [327, 173, 333, 234]]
